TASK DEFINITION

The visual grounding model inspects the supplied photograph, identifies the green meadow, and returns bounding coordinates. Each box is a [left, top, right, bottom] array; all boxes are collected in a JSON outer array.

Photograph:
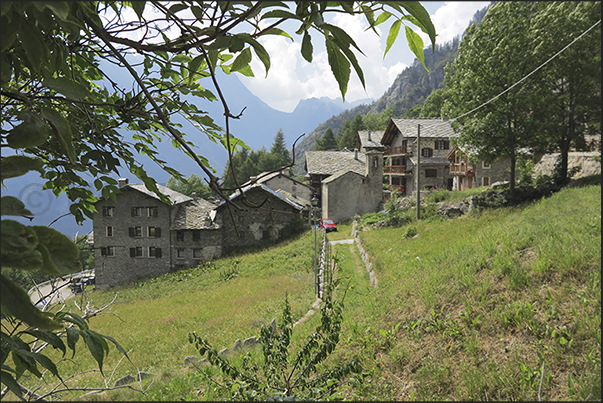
[[7, 184, 600, 401]]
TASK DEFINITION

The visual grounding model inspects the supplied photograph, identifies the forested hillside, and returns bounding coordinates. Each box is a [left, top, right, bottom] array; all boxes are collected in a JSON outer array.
[[293, 5, 490, 172]]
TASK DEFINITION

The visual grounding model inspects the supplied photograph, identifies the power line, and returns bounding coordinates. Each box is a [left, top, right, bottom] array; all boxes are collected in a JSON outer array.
[[448, 18, 601, 124]]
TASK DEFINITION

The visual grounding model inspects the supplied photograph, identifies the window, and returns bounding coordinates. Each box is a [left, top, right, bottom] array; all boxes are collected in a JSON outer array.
[[482, 176, 490, 186], [148, 226, 161, 238], [482, 161, 491, 169], [129, 226, 142, 237], [102, 206, 114, 217], [106, 226, 113, 237], [176, 248, 185, 259], [192, 230, 201, 242], [101, 246, 114, 257], [149, 247, 162, 258], [131, 207, 143, 217], [130, 247, 143, 258], [435, 140, 450, 150], [425, 168, 437, 178], [193, 248, 203, 259], [176, 231, 184, 241], [421, 148, 433, 157], [147, 207, 158, 217]]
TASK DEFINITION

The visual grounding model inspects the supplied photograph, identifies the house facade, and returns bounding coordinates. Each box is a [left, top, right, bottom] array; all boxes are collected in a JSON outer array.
[[447, 147, 511, 191], [217, 183, 306, 254], [304, 149, 384, 223], [93, 179, 195, 288], [381, 118, 458, 195]]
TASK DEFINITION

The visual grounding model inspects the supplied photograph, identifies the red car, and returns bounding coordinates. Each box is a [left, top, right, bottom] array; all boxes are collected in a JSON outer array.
[[319, 218, 337, 232]]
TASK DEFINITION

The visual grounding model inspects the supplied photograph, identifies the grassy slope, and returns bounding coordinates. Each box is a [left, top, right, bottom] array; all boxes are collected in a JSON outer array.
[[333, 185, 601, 401], [9, 186, 599, 401]]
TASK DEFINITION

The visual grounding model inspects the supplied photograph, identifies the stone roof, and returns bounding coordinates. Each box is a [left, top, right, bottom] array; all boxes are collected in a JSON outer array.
[[305, 150, 366, 176], [243, 170, 309, 188], [219, 183, 305, 211], [357, 130, 385, 150], [382, 118, 459, 145], [275, 189, 311, 208], [126, 183, 192, 205], [170, 198, 220, 230], [322, 169, 363, 184]]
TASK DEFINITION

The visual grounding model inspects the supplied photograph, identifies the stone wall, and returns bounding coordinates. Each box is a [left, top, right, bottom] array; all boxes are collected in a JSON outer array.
[[533, 152, 601, 179], [170, 228, 222, 270], [94, 188, 173, 289], [218, 187, 303, 254]]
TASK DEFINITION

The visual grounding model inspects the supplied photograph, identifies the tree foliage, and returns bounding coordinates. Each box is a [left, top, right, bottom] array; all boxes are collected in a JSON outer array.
[[166, 173, 215, 199], [1, 1, 435, 398], [443, 1, 600, 191], [315, 127, 338, 151], [442, 2, 549, 194], [337, 113, 365, 150]]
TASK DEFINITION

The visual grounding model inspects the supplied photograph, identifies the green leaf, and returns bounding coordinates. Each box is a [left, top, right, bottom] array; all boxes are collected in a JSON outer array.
[[32, 226, 81, 276], [0, 370, 24, 400], [131, 1, 146, 19], [301, 31, 313, 62], [81, 329, 108, 375], [65, 327, 80, 357], [6, 111, 52, 148], [231, 47, 252, 73], [0, 273, 62, 330], [241, 36, 270, 77], [325, 39, 350, 100], [1, 196, 33, 217], [40, 107, 76, 163], [43, 2, 70, 21], [0, 220, 43, 271], [260, 9, 300, 20], [405, 26, 428, 71], [42, 77, 89, 100], [22, 329, 67, 356], [374, 10, 392, 26], [16, 348, 62, 380], [384, 19, 401, 58], [0, 155, 44, 181], [400, 1, 436, 49], [17, 19, 48, 72]]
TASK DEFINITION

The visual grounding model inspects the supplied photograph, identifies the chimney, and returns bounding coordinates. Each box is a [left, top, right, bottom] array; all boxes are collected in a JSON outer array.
[[118, 178, 129, 188], [191, 191, 197, 200], [354, 149, 358, 159], [368, 131, 371, 141]]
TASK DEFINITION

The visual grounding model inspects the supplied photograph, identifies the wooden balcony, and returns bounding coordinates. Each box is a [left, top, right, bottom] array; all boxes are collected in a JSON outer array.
[[449, 163, 474, 176], [384, 165, 409, 175], [384, 145, 411, 156]]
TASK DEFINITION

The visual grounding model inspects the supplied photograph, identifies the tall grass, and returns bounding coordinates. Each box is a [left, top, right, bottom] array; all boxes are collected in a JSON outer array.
[[7, 185, 599, 401], [336, 185, 601, 400]]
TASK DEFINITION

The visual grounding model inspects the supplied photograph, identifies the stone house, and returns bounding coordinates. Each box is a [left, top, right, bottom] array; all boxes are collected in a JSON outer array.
[[304, 149, 384, 223], [216, 183, 307, 254], [381, 118, 458, 195], [93, 179, 199, 288], [355, 130, 385, 152], [245, 168, 312, 203], [93, 176, 306, 288], [447, 146, 511, 191]]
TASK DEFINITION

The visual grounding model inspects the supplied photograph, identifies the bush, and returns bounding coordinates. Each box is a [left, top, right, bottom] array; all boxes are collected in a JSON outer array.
[[403, 226, 418, 238]]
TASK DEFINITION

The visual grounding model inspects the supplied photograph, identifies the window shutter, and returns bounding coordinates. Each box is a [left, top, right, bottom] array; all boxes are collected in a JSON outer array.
[[129, 227, 135, 237], [156, 227, 161, 238], [131, 207, 136, 217], [156, 248, 162, 258], [102, 207, 108, 217], [154, 207, 158, 218], [130, 248, 136, 258], [101, 247, 107, 256]]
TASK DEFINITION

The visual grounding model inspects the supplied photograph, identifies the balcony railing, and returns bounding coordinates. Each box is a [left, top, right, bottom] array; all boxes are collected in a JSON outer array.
[[449, 163, 474, 176], [384, 145, 411, 156], [384, 165, 408, 174]]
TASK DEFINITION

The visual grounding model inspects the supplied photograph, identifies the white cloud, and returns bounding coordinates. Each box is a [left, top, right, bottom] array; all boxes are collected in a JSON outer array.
[[419, 2, 490, 46], [235, 2, 491, 112]]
